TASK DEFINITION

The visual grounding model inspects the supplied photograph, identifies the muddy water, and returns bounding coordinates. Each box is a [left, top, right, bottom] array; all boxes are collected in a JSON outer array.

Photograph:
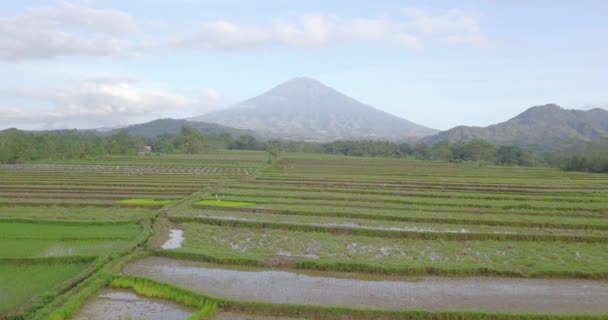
[[72, 289, 192, 320], [124, 257, 608, 314], [162, 229, 184, 249]]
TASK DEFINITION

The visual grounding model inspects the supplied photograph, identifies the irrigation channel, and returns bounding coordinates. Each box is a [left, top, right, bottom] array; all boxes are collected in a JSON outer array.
[[124, 257, 608, 314]]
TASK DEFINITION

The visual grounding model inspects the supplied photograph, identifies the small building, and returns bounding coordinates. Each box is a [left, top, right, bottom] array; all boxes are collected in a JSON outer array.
[[138, 145, 153, 155]]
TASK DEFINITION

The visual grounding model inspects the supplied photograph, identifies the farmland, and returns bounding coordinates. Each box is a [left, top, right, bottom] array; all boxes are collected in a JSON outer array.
[[2, 151, 608, 319]]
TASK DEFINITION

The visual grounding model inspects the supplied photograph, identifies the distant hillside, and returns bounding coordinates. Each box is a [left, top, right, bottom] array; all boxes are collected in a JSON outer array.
[[193, 77, 438, 142], [426, 104, 608, 149], [98, 119, 258, 139]]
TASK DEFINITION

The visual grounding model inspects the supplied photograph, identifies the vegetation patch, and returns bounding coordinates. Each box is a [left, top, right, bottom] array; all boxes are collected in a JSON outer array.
[[195, 199, 256, 208], [118, 198, 175, 207]]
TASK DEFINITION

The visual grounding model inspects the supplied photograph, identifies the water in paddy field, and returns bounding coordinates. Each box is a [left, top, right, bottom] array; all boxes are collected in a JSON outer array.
[[72, 289, 193, 320], [124, 257, 608, 314], [161, 229, 184, 249]]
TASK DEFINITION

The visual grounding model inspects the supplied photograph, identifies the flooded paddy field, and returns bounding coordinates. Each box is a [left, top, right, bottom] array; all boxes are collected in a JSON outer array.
[[72, 290, 193, 320], [124, 257, 608, 314], [167, 222, 608, 277]]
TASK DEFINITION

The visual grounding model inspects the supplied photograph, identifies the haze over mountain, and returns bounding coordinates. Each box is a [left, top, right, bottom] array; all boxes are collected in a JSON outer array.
[[193, 78, 438, 142], [426, 104, 608, 149]]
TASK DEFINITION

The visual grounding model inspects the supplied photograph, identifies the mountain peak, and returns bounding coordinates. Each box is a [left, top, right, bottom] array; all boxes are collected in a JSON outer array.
[[194, 77, 438, 141], [267, 77, 333, 96]]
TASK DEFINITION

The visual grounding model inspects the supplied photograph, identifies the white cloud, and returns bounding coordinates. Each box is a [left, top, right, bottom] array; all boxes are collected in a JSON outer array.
[[170, 13, 422, 51], [0, 2, 136, 61], [0, 3, 491, 61], [405, 8, 490, 48], [0, 78, 224, 130]]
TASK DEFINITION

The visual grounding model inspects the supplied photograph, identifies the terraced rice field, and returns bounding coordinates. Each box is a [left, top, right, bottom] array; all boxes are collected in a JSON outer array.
[[0, 152, 261, 319], [3, 151, 608, 320]]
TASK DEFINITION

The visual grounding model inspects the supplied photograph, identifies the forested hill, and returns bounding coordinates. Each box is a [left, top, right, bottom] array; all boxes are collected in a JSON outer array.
[[426, 104, 608, 150], [97, 118, 258, 139]]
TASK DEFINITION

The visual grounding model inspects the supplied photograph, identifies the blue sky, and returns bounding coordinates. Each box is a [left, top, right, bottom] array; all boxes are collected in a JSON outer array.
[[1, 0, 607, 130]]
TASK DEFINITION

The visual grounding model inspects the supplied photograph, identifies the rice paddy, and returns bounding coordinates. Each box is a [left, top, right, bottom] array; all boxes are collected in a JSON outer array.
[[2, 151, 608, 319]]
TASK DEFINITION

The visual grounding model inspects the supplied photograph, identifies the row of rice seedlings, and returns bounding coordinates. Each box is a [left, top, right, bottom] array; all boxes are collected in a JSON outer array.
[[182, 208, 608, 237], [264, 164, 608, 178], [0, 185, 201, 193], [0, 180, 207, 188], [0, 222, 141, 241], [0, 192, 182, 201], [0, 199, 173, 209], [229, 183, 608, 203], [170, 216, 608, 243], [216, 191, 608, 213], [253, 177, 608, 193], [0, 174, 228, 184], [0, 206, 156, 223], [239, 199, 606, 219], [191, 205, 608, 230]]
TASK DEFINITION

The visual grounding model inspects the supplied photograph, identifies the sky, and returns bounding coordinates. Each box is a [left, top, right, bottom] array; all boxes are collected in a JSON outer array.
[[0, 0, 607, 131]]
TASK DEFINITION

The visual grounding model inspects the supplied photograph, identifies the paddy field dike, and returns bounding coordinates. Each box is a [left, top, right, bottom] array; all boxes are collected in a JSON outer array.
[[1, 151, 607, 320]]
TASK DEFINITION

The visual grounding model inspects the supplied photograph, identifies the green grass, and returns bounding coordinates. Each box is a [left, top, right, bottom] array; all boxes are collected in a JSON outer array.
[[0, 263, 90, 314], [195, 200, 256, 208], [118, 198, 175, 207]]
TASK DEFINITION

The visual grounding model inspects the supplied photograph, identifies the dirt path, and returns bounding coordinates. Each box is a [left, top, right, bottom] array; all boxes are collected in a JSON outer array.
[[124, 257, 608, 314]]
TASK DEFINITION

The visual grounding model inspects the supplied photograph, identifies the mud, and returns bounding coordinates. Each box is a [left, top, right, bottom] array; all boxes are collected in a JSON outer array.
[[124, 257, 608, 314], [72, 289, 193, 320]]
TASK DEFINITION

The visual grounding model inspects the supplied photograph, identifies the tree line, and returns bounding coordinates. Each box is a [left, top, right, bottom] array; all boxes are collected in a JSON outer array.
[[1, 127, 606, 173], [0, 127, 265, 164]]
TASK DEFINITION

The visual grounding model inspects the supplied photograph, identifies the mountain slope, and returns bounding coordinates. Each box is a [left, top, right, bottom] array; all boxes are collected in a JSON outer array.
[[426, 104, 608, 148], [193, 77, 437, 141], [97, 119, 257, 139]]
